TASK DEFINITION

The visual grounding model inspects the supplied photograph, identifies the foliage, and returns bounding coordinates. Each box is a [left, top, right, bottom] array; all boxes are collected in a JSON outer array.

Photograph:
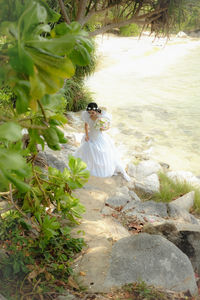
[[119, 24, 140, 37], [150, 172, 200, 213], [64, 78, 94, 112], [179, 0, 200, 32], [0, 0, 93, 191], [0, 0, 92, 296], [0, 156, 89, 296], [47, 0, 190, 37], [0, 86, 16, 112], [0, 211, 85, 298]]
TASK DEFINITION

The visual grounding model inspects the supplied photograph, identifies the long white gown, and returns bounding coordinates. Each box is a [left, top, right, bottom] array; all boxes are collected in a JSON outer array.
[[74, 110, 130, 181]]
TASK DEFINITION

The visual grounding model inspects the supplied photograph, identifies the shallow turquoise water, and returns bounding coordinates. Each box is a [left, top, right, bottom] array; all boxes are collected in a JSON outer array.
[[86, 38, 200, 175]]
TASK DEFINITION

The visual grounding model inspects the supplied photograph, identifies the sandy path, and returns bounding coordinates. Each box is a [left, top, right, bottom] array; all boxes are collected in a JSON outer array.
[[72, 175, 130, 293]]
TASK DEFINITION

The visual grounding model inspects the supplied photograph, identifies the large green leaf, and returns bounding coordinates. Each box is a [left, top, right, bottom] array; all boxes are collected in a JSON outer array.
[[26, 35, 76, 55], [70, 43, 91, 66], [4, 172, 30, 193], [0, 122, 22, 142], [0, 150, 26, 170]]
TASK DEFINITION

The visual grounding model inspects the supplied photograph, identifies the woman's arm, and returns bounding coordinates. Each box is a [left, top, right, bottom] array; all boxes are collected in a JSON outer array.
[[84, 123, 89, 141]]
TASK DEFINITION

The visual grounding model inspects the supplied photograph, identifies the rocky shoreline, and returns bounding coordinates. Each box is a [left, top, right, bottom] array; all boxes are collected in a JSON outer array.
[[35, 112, 200, 298]]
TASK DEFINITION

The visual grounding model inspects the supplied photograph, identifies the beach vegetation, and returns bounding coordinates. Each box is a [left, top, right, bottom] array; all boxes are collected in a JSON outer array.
[[0, 0, 91, 297], [47, 0, 196, 37]]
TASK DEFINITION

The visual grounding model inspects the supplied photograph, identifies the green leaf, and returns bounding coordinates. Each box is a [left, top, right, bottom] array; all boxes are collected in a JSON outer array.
[[70, 44, 91, 66], [27, 35, 76, 55], [15, 90, 29, 113], [4, 172, 30, 193], [0, 122, 22, 142]]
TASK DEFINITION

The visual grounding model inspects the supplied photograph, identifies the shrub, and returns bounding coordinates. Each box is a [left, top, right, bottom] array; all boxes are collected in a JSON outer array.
[[64, 78, 94, 112], [119, 23, 140, 36]]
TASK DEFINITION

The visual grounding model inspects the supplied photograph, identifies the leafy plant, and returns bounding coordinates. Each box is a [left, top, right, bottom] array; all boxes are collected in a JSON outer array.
[[64, 78, 94, 112], [0, 0, 92, 297]]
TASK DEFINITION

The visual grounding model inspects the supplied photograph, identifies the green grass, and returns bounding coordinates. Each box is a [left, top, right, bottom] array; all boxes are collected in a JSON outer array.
[[150, 172, 200, 213]]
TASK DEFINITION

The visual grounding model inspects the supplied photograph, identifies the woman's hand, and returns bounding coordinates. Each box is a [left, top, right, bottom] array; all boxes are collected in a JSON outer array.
[[85, 135, 89, 141]]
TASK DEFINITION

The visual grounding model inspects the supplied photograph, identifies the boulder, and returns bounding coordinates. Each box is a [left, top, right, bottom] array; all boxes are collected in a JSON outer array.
[[172, 191, 195, 212], [128, 190, 141, 202], [127, 160, 162, 180], [168, 203, 199, 224], [167, 171, 200, 188], [136, 160, 162, 179], [176, 223, 200, 275], [105, 195, 130, 209], [135, 174, 160, 195], [143, 222, 200, 275], [124, 200, 168, 218], [104, 234, 198, 295]]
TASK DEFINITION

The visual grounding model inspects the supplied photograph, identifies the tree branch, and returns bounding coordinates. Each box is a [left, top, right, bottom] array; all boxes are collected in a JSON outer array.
[[58, 0, 70, 24], [76, 0, 88, 24], [88, 6, 168, 37], [89, 17, 145, 37], [82, 3, 119, 26]]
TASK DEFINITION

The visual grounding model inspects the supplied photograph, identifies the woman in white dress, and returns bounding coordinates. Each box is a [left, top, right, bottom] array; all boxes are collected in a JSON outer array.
[[74, 102, 130, 181]]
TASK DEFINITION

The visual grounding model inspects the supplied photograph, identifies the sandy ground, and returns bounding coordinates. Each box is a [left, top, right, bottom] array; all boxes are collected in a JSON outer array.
[[71, 174, 131, 293]]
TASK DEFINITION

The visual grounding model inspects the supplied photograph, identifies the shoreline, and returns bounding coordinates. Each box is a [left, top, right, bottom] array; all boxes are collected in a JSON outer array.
[[84, 34, 200, 175]]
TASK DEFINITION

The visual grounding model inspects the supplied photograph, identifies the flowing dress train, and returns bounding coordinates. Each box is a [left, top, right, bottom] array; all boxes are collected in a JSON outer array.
[[74, 111, 130, 181]]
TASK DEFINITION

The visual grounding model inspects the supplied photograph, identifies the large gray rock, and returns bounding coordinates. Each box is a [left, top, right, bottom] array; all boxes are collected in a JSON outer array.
[[105, 195, 130, 209], [128, 190, 141, 202], [176, 223, 200, 275], [143, 222, 200, 276], [127, 160, 162, 180], [172, 191, 195, 212], [136, 160, 162, 179], [0, 294, 7, 300], [168, 203, 199, 224], [105, 234, 198, 295], [126, 200, 168, 218], [135, 174, 160, 195]]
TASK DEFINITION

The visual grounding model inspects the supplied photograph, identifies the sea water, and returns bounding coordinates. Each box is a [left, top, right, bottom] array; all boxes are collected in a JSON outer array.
[[85, 36, 200, 175]]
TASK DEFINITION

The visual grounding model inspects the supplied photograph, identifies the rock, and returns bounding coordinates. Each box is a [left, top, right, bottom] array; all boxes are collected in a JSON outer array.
[[127, 163, 137, 177], [105, 195, 130, 209], [116, 186, 129, 195], [135, 174, 160, 195], [128, 190, 141, 202], [124, 200, 168, 218], [176, 223, 200, 275], [168, 203, 199, 224], [176, 31, 188, 38], [122, 200, 139, 212], [104, 234, 198, 295], [101, 206, 116, 216], [127, 160, 162, 180], [167, 171, 200, 188], [136, 160, 162, 179], [172, 191, 195, 212], [143, 222, 200, 276]]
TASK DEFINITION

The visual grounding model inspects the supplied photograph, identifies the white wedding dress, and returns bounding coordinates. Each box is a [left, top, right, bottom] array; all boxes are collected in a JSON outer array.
[[74, 110, 130, 181]]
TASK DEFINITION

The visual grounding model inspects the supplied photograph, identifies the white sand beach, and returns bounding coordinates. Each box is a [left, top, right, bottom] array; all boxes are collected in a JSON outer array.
[[85, 34, 200, 175]]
